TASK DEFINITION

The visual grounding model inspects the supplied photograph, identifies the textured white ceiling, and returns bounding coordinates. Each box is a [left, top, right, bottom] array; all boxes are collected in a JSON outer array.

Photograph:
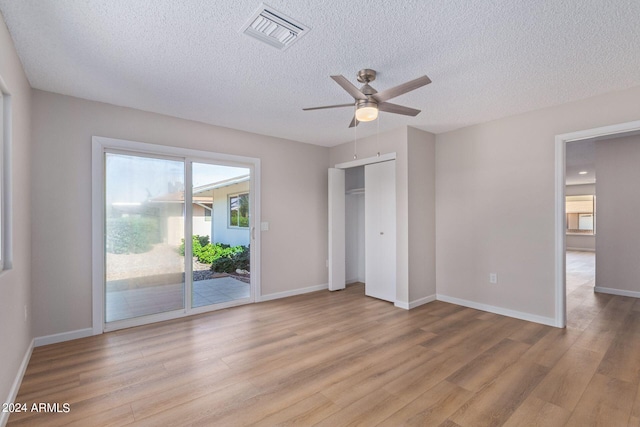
[[1, 0, 640, 147]]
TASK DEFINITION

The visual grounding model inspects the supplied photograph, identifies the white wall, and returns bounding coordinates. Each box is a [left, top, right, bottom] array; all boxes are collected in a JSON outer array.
[[436, 85, 640, 322], [595, 135, 640, 294], [329, 126, 436, 307], [407, 127, 436, 302], [565, 184, 596, 251], [0, 14, 32, 419], [31, 90, 329, 338], [212, 181, 250, 247]]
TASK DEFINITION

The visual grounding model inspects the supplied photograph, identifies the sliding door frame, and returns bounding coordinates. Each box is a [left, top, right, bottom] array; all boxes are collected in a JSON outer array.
[[92, 136, 261, 334]]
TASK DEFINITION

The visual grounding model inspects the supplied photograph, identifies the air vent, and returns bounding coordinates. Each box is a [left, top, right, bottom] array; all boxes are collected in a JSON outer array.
[[240, 4, 309, 51]]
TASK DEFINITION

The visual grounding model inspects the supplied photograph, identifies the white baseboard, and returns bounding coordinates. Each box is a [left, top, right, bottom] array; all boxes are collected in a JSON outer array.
[[436, 294, 557, 327], [395, 294, 437, 310], [566, 247, 595, 252], [34, 328, 94, 347], [595, 286, 640, 298], [1, 339, 34, 427], [258, 283, 328, 302]]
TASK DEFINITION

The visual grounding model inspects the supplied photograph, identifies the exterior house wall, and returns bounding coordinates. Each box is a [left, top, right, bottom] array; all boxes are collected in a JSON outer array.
[[212, 181, 250, 247], [192, 204, 212, 241]]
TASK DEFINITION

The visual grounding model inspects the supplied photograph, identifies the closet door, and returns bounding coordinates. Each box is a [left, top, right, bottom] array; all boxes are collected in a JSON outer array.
[[365, 160, 396, 302]]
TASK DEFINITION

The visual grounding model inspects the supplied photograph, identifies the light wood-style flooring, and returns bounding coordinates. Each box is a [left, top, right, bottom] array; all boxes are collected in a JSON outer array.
[[9, 251, 640, 426]]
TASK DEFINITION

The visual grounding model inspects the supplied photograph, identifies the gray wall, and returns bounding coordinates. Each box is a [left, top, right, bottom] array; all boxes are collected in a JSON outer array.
[[566, 184, 596, 251], [595, 135, 640, 294], [31, 90, 330, 338], [436, 85, 640, 321], [0, 15, 32, 415]]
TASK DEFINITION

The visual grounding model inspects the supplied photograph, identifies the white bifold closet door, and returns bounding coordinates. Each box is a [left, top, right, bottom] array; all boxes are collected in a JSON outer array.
[[365, 160, 396, 302]]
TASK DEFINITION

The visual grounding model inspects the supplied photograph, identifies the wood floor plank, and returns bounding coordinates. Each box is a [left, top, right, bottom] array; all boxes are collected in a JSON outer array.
[[448, 361, 549, 427], [631, 381, 640, 420], [247, 393, 340, 427], [532, 346, 602, 411], [446, 338, 530, 392], [520, 327, 579, 368], [597, 329, 640, 383], [130, 380, 260, 426], [7, 259, 640, 427], [313, 389, 406, 427], [377, 380, 473, 427], [321, 345, 441, 407], [502, 396, 571, 427], [564, 373, 636, 427], [65, 403, 135, 427], [509, 321, 550, 345]]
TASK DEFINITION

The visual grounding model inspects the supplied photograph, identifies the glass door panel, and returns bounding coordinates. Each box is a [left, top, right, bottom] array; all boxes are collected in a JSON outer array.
[[105, 152, 185, 323], [191, 162, 251, 308]]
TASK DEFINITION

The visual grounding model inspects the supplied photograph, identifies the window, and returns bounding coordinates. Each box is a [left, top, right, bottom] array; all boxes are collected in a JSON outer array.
[[203, 204, 212, 222], [566, 195, 595, 235], [229, 193, 249, 228]]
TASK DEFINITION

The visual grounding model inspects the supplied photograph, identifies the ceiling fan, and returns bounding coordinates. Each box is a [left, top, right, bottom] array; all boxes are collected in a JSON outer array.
[[303, 69, 431, 127]]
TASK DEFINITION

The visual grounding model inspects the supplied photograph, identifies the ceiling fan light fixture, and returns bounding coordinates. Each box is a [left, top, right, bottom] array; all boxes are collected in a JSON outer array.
[[355, 100, 378, 122]]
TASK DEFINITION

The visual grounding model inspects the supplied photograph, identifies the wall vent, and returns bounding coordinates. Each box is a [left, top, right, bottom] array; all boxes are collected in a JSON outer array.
[[240, 4, 309, 51]]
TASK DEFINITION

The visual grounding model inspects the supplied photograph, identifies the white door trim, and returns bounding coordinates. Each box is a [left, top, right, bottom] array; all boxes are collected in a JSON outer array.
[[91, 136, 261, 334], [554, 120, 640, 328]]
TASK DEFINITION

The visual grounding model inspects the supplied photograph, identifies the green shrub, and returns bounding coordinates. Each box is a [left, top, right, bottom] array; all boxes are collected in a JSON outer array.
[[179, 235, 246, 266], [179, 235, 212, 256], [106, 216, 159, 254], [211, 245, 250, 273]]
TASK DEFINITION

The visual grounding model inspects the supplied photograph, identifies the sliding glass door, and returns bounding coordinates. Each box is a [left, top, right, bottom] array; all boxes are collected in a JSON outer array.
[[104, 152, 186, 322], [190, 162, 251, 309], [100, 144, 256, 330]]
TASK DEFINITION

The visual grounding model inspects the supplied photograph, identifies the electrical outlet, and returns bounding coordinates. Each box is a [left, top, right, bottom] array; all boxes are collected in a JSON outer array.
[[489, 273, 497, 284]]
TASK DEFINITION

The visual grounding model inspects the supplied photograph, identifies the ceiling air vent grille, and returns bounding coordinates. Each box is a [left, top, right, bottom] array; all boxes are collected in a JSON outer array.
[[240, 4, 309, 51]]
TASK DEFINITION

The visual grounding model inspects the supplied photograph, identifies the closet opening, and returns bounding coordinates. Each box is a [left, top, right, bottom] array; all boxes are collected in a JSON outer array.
[[328, 153, 396, 304]]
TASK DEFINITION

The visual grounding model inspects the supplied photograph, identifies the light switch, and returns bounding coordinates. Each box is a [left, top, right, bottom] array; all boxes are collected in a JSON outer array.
[[261, 221, 269, 231]]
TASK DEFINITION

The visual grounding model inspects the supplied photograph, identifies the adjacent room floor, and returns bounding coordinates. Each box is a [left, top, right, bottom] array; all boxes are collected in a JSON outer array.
[[565, 250, 603, 331]]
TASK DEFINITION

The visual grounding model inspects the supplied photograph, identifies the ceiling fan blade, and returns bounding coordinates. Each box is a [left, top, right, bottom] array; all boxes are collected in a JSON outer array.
[[302, 103, 354, 111], [349, 116, 360, 128], [378, 102, 421, 116], [372, 75, 431, 103], [331, 75, 367, 100]]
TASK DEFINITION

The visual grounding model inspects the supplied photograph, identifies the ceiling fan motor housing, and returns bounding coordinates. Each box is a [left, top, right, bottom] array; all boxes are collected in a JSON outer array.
[[356, 69, 377, 83]]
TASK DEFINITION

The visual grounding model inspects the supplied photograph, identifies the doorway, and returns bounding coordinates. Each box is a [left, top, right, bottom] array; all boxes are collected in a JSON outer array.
[[554, 120, 640, 327], [92, 137, 260, 333], [564, 141, 597, 328]]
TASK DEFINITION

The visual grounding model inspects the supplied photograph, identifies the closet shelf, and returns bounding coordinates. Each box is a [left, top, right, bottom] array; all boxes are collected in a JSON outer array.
[[346, 188, 365, 195]]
